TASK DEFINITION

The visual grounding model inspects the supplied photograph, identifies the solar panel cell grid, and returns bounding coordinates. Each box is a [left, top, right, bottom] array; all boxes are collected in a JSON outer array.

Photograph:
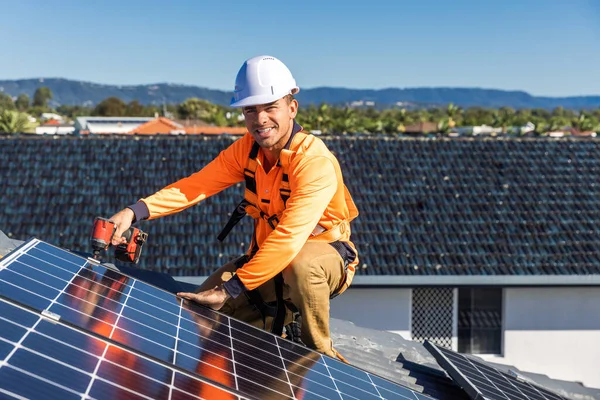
[[0, 239, 433, 400], [0, 300, 239, 400]]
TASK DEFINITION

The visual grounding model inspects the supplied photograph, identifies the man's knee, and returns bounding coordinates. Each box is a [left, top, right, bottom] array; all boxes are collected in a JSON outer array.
[[284, 245, 319, 281], [282, 243, 327, 292], [282, 242, 345, 298]]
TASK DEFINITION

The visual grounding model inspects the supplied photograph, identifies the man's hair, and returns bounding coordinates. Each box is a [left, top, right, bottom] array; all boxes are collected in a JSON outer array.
[[284, 94, 295, 104]]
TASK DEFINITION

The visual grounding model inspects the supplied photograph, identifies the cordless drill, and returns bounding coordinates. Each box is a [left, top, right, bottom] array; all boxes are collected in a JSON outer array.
[[90, 217, 148, 263]]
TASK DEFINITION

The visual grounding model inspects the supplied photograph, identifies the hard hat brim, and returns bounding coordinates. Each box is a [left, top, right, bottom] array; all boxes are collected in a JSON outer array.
[[230, 88, 300, 108]]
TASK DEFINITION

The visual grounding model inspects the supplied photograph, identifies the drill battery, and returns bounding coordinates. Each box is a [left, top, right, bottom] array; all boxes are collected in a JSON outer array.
[[114, 227, 148, 264]]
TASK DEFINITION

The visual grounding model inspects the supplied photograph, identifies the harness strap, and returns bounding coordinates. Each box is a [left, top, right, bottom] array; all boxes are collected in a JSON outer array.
[[272, 273, 287, 336], [280, 173, 291, 206], [218, 137, 292, 240], [244, 142, 260, 195], [218, 199, 250, 242]]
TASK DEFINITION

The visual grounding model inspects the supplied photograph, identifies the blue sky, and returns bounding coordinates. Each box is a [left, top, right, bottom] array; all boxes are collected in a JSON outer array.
[[2, 0, 599, 97]]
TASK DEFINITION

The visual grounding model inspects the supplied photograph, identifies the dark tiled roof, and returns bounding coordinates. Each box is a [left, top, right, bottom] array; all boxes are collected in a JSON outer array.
[[1, 135, 600, 277]]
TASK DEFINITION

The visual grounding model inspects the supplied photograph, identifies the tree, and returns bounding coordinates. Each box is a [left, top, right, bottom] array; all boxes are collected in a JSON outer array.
[[551, 106, 574, 119], [177, 98, 217, 121], [415, 109, 432, 123], [210, 108, 229, 126], [0, 110, 29, 134], [299, 103, 333, 133], [15, 94, 29, 111], [492, 107, 515, 133], [56, 104, 94, 119], [438, 103, 462, 133], [380, 108, 412, 135], [446, 103, 462, 128], [463, 107, 494, 126], [126, 100, 146, 116], [330, 107, 363, 134], [0, 92, 15, 111], [571, 112, 597, 133], [33, 87, 53, 108], [548, 115, 569, 132], [315, 103, 332, 133], [93, 97, 127, 116]]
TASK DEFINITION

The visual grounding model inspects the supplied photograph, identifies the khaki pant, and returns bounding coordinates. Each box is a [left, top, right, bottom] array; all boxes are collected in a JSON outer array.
[[197, 241, 346, 358]]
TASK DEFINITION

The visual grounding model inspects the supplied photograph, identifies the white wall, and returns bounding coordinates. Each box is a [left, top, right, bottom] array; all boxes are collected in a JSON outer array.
[[330, 288, 412, 339], [499, 287, 600, 389], [35, 126, 75, 135]]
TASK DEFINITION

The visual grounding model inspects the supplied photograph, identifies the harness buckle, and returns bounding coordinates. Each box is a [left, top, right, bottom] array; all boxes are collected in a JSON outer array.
[[267, 214, 279, 229]]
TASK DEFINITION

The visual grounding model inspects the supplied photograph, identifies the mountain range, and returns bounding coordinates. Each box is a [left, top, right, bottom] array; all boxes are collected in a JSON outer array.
[[1, 78, 600, 110]]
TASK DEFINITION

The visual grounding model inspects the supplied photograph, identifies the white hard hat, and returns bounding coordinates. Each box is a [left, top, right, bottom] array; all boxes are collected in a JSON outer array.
[[230, 55, 300, 107]]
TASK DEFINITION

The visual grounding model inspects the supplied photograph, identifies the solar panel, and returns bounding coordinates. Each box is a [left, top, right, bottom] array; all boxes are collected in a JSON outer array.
[[0, 238, 435, 400], [423, 341, 571, 400], [0, 298, 238, 399]]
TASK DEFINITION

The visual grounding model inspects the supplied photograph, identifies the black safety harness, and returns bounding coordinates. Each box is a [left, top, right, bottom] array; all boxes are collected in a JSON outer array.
[[218, 129, 355, 339]]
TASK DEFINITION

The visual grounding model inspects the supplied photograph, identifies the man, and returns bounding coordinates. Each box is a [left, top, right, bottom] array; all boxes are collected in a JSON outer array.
[[108, 55, 359, 360]]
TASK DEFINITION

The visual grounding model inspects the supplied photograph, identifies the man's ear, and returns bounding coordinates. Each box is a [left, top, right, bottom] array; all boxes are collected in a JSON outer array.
[[289, 99, 299, 119]]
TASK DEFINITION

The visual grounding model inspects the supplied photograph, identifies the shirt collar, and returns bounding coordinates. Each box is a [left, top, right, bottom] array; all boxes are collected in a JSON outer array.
[[276, 120, 303, 167]]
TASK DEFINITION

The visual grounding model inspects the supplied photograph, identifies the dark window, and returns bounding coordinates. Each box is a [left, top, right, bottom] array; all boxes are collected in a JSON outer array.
[[458, 288, 502, 354]]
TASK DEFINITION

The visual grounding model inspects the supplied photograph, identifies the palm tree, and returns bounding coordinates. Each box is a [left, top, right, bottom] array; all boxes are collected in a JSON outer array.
[[437, 103, 462, 134], [571, 112, 598, 133], [0, 110, 29, 134], [446, 103, 461, 128], [316, 103, 332, 133], [330, 107, 359, 134], [380, 109, 409, 135], [492, 107, 515, 133]]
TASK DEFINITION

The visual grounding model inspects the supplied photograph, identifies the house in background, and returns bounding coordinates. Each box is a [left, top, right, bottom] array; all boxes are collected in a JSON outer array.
[[403, 121, 439, 134], [127, 117, 186, 135], [35, 118, 75, 135], [183, 125, 247, 135], [128, 116, 247, 135], [73, 116, 247, 135], [74, 116, 154, 134], [40, 112, 65, 123], [455, 124, 503, 135]]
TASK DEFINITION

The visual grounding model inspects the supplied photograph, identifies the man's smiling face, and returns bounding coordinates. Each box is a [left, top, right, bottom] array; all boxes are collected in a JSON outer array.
[[242, 95, 298, 152]]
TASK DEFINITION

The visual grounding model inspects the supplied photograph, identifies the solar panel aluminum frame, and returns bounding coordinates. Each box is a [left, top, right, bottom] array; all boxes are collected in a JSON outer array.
[[0, 236, 38, 271]]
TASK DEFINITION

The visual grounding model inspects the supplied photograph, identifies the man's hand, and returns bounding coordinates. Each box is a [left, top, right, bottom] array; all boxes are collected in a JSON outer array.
[[177, 286, 230, 311], [108, 208, 135, 246]]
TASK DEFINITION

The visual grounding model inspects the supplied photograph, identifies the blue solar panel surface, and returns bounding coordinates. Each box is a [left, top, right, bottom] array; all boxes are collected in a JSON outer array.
[[0, 239, 436, 400], [0, 298, 237, 399], [423, 341, 571, 400]]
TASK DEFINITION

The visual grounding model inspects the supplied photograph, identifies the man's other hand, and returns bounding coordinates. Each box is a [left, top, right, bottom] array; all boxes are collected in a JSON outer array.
[[177, 286, 230, 311]]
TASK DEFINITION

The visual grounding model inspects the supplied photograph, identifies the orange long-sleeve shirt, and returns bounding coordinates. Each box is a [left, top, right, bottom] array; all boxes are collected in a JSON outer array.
[[136, 127, 358, 292]]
